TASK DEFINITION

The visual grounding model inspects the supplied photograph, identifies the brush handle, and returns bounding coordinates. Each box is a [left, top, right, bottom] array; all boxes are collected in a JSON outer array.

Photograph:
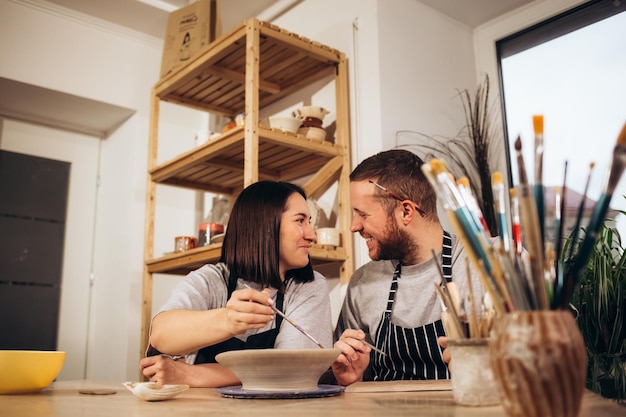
[[518, 184, 549, 309], [444, 211, 506, 315], [455, 207, 493, 274], [243, 283, 325, 348], [533, 184, 545, 250], [271, 306, 325, 349], [361, 340, 388, 356]]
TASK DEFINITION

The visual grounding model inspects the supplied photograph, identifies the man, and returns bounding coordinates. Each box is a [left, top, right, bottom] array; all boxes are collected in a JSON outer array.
[[331, 149, 485, 385]]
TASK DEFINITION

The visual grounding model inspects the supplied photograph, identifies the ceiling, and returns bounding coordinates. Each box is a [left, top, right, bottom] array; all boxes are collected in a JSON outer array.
[[43, 0, 536, 38], [419, 0, 535, 28], [2, 0, 535, 139], [42, 0, 288, 39]]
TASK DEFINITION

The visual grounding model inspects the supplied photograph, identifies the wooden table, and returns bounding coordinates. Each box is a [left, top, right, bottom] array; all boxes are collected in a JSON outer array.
[[0, 380, 624, 417]]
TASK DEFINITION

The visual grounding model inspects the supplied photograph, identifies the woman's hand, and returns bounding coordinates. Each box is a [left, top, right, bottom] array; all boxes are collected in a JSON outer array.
[[331, 329, 372, 386], [140, 355, 239, 388], [140, 355, 196, 386], [223, 287, 276, 336]]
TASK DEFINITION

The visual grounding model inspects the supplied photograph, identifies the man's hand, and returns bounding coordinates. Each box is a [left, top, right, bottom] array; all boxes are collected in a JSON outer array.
[[331, 329, 373, 386], [437, 336, 452, 372]]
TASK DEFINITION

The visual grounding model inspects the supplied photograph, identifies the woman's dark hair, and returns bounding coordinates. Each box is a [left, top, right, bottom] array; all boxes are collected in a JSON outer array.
[[220, 181, 314, 290], [350, 149, 438, 221]]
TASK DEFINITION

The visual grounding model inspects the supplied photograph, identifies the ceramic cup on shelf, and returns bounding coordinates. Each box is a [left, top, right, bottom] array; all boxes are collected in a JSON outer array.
[[174, 236, 197, 252], [489, 310, 587, 417], [316, 227, 340, 247], [447, 338, 500, 406], [194, 130, 220, 146], [198, 222, 225, 246]]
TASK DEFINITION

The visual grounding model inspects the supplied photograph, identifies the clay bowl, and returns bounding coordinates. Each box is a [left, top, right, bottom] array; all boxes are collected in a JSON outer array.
[[291, 106, 330, 121], [268, 116, 301, 134], [297, 126, 326, 142], [215, 348, 341, 392]]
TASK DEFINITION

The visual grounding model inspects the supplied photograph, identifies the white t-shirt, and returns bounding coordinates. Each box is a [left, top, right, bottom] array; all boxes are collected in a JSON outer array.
[[335, 233, 486, 344]]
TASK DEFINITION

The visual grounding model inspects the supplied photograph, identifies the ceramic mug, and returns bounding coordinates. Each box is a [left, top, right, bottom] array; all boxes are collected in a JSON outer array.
[[194, 130, 219, 146], [198, 222, 225, 246], [316, 227, 340, 247], [174, 236, 197, 252], [447, 338, 500, 406]]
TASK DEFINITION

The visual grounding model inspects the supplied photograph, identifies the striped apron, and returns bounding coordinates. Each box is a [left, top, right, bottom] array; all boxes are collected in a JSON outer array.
[[371, 231, 452, 381]]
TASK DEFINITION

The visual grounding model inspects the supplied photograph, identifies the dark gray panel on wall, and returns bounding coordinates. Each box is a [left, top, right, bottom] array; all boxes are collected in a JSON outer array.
[[0, 216, 65, 285], [0, 150, 70, 221], [0, 150, 70, 350], [0, 285, 61, 350]]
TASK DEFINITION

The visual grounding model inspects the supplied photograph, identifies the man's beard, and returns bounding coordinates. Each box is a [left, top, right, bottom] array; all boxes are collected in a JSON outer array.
[[373, 220, 414, 261]]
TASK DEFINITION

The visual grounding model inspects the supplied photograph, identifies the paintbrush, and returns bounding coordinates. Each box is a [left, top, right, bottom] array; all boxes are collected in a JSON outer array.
[[243, 283, 325, 348], [553, 162, 568, 295], [533, 115, 546, 248], [509, 188, 523, 254], [433, 283, 465, 339], [492, 172, 511, 253], [431, 249, 466, 338], [430, 160, 493, 272], [423, 162, 506, 315], [556, 122, 626, 308], [465, 260, 480, 338], [494, 244, 532, 311], [457, 176, 490, 235], [360, 339, 387, 356], [567, 162, 595, 261], [515, 135, 549, 310]]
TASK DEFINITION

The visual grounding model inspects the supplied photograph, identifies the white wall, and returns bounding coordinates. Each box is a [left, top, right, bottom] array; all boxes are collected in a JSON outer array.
[[377, 0, 477, 150], [1, 0, 585, 382], [273, 0, 480, 283], [474, 0, 587, 105], [0, 0, 203, 380]]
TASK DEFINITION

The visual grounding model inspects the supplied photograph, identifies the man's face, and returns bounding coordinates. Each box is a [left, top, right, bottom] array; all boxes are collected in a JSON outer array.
[[349, 180, 410, 261]]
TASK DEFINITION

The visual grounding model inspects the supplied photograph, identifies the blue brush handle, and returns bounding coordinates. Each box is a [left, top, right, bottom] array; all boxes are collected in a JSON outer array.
[[533, 184, 545, 249], [455, 207, 493, 274]]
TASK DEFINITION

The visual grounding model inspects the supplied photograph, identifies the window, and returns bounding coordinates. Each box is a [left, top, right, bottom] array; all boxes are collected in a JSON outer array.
[[497, 0, 626, 240]]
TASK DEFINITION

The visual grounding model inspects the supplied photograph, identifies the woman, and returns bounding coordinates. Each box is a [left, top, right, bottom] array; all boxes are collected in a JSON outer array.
[[140, 181, 333, 387]]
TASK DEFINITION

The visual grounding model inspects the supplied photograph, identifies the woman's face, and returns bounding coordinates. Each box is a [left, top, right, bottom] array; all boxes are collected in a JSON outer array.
[[278, 193, 316, 278]]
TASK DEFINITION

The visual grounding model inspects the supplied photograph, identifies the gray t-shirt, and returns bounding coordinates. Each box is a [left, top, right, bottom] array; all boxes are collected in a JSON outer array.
[[334, 233, 486, 345], [156, 263, 333, 353]]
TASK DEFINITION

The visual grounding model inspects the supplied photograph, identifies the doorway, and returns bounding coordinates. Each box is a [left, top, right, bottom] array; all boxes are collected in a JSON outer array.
[[0, 150, 70, 350], [0, 119, 100, 379]]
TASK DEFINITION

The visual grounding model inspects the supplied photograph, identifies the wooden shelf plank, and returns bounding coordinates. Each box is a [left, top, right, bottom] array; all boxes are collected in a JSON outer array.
[[147, 244, 347, 275], [150, 127, 341, 193]]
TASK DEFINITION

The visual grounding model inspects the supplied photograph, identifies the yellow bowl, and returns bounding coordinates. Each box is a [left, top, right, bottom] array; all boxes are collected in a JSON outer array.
[[0, 350, 66, 394]]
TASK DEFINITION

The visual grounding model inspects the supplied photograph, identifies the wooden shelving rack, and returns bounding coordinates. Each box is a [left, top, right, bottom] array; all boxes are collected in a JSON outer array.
[[141, 19, 354, 359]]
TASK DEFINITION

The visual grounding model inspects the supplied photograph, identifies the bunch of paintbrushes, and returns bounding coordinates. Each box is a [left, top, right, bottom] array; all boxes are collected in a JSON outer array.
[[424, 117, 626, 316], [432, 248, 495, 339]]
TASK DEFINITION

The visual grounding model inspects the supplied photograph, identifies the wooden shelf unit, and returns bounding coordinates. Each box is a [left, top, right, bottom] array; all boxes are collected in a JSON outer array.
[[141, 18, 354, 359]]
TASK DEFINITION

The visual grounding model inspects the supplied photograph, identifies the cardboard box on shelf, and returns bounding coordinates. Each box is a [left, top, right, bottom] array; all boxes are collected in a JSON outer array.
[[160, 0, 221, 79]]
